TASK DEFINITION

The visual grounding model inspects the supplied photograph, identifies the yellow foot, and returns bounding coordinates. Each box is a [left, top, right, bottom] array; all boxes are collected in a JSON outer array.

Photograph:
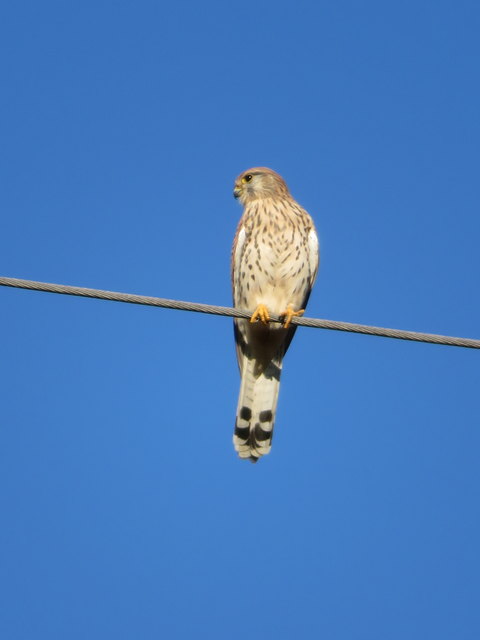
[[250, 304, 270, 325], [280, 305, 304, 328]]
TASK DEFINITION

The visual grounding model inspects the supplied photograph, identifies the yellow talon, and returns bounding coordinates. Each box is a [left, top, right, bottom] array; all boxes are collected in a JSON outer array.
[[280, 305, 304, 328], [250, 303, 270, 325]]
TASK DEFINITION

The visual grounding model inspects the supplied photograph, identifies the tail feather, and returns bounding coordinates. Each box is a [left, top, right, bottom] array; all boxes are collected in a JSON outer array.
[[233, 356, 282, 462]]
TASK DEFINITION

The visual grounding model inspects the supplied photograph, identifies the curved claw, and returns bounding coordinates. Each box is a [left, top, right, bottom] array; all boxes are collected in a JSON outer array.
[[250, 303, 270, 325], [280, 305, 304, 328]]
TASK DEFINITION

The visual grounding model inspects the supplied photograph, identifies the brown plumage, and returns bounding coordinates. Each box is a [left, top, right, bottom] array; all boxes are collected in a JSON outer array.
[[231, 167, 319, 461]]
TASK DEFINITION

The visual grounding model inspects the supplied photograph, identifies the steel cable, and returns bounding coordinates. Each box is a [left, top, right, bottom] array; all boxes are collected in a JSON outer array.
[[1, 276, 478, 349]]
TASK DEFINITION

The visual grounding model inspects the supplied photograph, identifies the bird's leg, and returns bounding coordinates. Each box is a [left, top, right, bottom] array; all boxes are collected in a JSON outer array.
[[250, 304, 270, 325], [280, 304, 304, 328]]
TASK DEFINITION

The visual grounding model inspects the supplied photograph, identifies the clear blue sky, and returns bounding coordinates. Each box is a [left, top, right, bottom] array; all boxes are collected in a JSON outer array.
[[1, 1, 479, 638]]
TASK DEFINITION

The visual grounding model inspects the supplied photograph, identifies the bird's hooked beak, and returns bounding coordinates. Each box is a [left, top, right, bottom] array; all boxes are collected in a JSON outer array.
[[233, 185, 241, 199]]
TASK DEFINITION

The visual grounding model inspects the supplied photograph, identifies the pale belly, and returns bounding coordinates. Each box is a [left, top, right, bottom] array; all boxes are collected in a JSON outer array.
[[238, 239, 311, 317]]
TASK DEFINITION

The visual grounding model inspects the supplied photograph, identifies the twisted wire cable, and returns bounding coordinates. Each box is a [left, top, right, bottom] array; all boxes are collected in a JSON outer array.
[[1, 276, 478, 349]]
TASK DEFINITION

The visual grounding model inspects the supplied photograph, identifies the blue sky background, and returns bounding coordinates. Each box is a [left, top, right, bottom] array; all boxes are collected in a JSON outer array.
[[1, 1, 479, 638]]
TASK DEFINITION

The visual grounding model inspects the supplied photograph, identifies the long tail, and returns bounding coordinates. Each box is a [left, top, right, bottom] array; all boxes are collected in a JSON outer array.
[[233, 356, 283, 462]]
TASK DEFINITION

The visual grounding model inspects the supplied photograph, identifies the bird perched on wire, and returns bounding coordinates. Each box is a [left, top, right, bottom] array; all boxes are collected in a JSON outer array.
[[231, 167, 319, 462]]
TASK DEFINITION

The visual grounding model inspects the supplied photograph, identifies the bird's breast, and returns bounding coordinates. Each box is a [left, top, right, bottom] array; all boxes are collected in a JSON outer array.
[[238, 228, 311, 316]]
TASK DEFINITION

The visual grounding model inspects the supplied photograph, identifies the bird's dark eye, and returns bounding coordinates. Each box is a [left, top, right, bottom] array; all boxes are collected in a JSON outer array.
[[243, 174, 253, 183]]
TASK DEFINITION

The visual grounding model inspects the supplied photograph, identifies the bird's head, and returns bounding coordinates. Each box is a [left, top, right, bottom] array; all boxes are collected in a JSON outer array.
[[233, 167, 290, 205]]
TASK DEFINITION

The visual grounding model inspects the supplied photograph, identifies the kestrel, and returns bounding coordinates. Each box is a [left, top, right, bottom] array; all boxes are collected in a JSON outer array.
[[231, 167, 319, 462]]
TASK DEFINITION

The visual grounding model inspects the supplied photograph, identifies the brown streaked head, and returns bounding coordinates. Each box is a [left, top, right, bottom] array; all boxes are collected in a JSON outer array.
[[233, 167, 290, 205]]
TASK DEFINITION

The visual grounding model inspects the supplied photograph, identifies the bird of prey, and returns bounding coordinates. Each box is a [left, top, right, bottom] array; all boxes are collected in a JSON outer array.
[[231, 167, 319, 462]]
